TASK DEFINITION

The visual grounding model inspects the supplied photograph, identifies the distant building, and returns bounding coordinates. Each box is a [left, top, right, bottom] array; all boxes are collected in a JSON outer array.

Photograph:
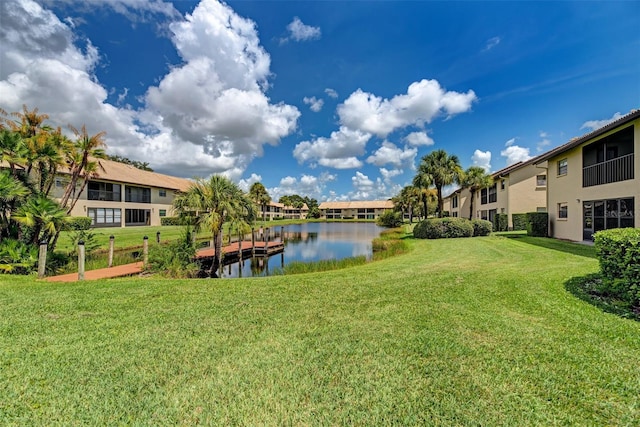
[[535, 109, 639, 241], [318, 200, 394, 220], [261, 201, 309, 220]]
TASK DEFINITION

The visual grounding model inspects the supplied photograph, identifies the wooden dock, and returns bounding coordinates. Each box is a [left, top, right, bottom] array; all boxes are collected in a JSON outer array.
[[45, 240, 284, 282]]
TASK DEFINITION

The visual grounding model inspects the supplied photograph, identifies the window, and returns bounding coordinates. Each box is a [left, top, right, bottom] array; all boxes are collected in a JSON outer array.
[[481, 210, 488, 220], [583, 197, 635, 240], [488, 184, 497, 203], [558, 202, 568, 219], [558, 159, 568, 176], [159, 209, 167, 217], [500, 179, 505, 190], [536, 175, 547, 187], [452, 212, 458, 217], [159, 189, 167, 197], [452, 195, 458, 209], [125, 209, 150, 225], [87, 208, 121, 227], [88, 181, 121, 202], [125, 186, 151, 203], [481, 188, 488, 205]]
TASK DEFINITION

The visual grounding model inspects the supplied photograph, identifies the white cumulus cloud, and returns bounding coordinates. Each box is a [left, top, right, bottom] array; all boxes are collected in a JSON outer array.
[[366, 141, 417, 168], [580, 112, 624, 132], [293, 126, 371, 169], [405, 131, 435, 147], [0, 0, 300, 180], [325, 88, 338, 99], [283, 17, 321, 43], [303, 96, 324, 112], [337, 79, 476, 137], [501, 146, 531, 165], [471, 149, 492, 172]]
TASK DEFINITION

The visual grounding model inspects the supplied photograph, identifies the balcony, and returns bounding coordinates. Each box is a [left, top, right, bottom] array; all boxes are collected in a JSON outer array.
[[583, 153, 634, 187], [88, 190, 121, 202]]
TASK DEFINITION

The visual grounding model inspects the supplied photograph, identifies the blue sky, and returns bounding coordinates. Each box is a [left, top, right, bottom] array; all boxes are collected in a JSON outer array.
[[1, 0, 638, 201]]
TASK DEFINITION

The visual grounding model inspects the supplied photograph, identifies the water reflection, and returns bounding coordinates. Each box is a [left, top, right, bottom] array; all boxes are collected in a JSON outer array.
[[220, 222, 383, 278]]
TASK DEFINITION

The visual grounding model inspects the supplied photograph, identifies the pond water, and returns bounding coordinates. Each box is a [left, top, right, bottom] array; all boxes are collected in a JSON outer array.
[[217, 222, 384, 278]]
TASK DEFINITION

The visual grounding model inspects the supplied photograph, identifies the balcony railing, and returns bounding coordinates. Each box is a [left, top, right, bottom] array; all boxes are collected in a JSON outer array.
[[88, 190, 121, 202], [583, 153, 634, 187]]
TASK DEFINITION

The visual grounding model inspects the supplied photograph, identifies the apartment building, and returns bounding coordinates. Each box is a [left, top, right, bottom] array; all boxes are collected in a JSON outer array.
[[261, 201, 309, 220], [443, 158, 548, 228], [50, 159, 192, 228], [318, 200, 394, 220], [534, 109, 639, 241]]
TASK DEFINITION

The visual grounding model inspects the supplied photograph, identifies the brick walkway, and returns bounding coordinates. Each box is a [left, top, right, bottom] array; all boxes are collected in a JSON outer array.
[[45, 262, 144, 282]]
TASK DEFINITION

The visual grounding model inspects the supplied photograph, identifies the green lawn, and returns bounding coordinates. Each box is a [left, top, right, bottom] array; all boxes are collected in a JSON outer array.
[[1, 235, 639, 425]]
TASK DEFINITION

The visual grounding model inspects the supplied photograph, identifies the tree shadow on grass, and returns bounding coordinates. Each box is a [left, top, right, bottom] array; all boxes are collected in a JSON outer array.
[[498, 232, 597, 259], [565, 273, 640, 322]]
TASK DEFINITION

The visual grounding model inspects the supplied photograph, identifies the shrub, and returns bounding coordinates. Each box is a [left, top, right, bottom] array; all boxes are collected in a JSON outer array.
[[526, 212, 548, 237], [594, 228, 640, 306], [63, 216, 92, 231], [471, 219, 493, 236], [413, 217, 474, 239], [495, 213, 508, 232], [160, 216, 181, 226], [376, 210, 404, 228], [512, 213, 528, 231], [148, 227, 198, 278], [0, 239, 38, 274]]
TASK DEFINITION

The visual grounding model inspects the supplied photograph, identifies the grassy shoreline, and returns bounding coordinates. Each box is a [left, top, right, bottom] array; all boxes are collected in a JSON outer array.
[[1, 235, 639, 424]]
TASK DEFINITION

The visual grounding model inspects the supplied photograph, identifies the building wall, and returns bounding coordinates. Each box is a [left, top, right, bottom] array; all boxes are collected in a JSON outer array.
[[52, 179, 180, 227], [546, 119, 639, 241], [506, 163, 548, 227]]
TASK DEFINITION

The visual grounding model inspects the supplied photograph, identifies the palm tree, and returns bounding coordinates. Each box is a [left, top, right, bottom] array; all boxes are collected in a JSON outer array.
[[0, 129, 27, 176], [393, 185, 421, 223], [0, 171, 29, 239], [416, 149, 463, 217], [173, 175, 256, 278], [12, 194, 69, 246], [461, 166, 493, 220], [59, 125, 106, 212], [412, 169, 433, 220], [249, 182, 271, 222]]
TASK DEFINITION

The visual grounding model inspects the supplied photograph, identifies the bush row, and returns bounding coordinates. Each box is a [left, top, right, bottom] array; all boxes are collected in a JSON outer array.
[[594, 228, 640, 307], [63, 216, 92, 231], [413, 218, 493, 239]]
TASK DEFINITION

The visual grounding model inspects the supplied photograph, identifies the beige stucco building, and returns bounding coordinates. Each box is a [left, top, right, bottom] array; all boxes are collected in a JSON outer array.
[[534, 109, 639, 241], [318, 200, 394, 220], [443, 158, 548, 228], [261, 201, 309, 220], [50, 159, 192, 227]]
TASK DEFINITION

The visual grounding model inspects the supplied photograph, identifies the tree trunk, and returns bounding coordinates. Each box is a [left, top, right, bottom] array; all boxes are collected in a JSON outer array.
[[209, 230, 223, 278], [436, 184, 443, 217], [469, 189, 476, 220]]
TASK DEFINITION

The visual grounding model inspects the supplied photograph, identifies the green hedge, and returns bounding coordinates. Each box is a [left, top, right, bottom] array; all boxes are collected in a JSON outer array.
[[414, 217, 474, 239], [471, 219, 493, 236], [160, 216, 197, 226], [526, 212, 548, 237], [495, 213, 508, 232], [594, 228, 640, 306], [64, 216, 92, 231], [376, 211, 403, 228], [512, 213, 528, 231]]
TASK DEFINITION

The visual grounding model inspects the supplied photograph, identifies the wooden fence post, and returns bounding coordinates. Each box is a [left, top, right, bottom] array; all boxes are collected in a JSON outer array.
[[108, 235, 114, 268], [77, 240, 85, 281], [143, 236, 149, 267], [38, 240, 47, 279]]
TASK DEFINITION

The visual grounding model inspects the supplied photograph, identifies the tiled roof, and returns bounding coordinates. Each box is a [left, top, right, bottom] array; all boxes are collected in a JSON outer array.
[[318, 200, 394, 209], [535, 109, 640, 164], [61, 158, 194, 191]]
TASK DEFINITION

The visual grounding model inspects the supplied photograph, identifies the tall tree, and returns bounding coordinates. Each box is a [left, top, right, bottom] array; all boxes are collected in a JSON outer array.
[[412, 167, 432, 219], [249, 182, 271, 222], [59, 125, 106, 212], [461, 166, 493, 220], [12, 194, 68, 246], [416, 149, 463, 217], [173, 175, 256, 278], [393, 186, 421, 224], [0, 171, 29, 239]]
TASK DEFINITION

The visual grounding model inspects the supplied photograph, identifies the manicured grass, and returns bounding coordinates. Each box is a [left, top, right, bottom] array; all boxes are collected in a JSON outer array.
[[2, 235, 639, 425]]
